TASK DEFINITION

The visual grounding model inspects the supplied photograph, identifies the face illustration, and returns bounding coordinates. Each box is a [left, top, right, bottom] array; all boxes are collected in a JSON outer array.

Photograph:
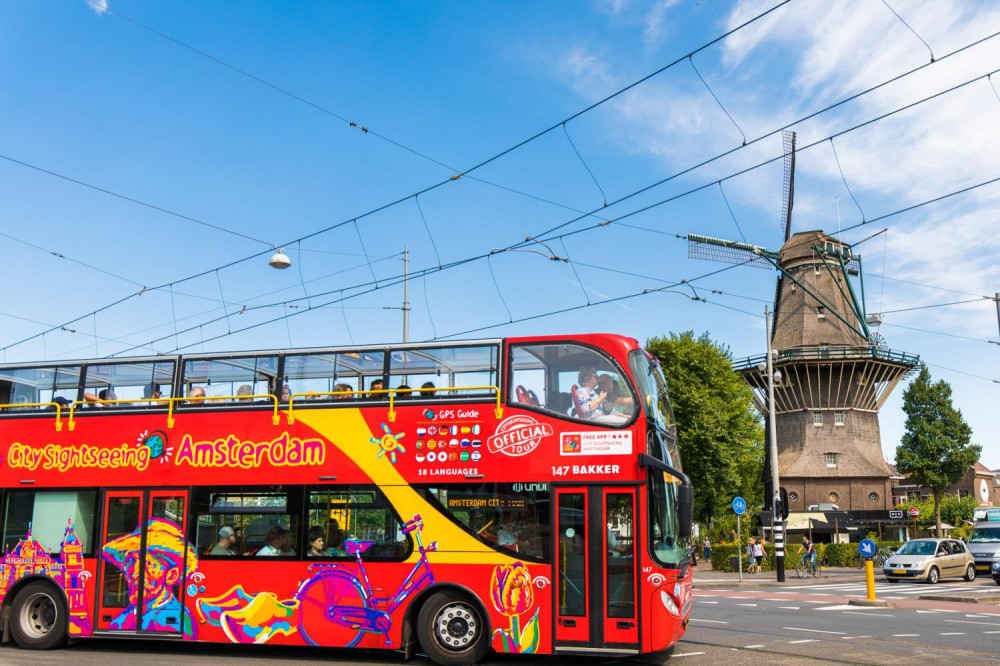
[[121, 552, 180, 606]]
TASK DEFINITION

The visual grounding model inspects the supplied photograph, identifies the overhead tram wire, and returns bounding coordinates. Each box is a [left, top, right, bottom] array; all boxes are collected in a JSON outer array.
[[7, 25, 999, 355], [881, 297, 993, 314], [5, 22, 995, 353], [0, 0, 796, 352], [100, 117, 1000, 356], [882, 322, 999, 345]]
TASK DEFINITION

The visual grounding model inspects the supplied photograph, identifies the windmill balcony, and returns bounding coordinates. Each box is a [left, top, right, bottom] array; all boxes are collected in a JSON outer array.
[[731, 345, 920, 372]]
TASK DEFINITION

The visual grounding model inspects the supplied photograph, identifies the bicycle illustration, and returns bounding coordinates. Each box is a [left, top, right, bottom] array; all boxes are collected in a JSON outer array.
[[295, 514, 437, 647]]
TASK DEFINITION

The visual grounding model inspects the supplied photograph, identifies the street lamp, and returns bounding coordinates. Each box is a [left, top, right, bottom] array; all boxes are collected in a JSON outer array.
[[269, 248, 291, 269], [763, 305, 785, 582]]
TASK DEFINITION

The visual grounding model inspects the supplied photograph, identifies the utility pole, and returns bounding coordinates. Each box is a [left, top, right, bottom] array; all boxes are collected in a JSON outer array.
[[402, 246, 411, 343], [766, 305, 785, 582]]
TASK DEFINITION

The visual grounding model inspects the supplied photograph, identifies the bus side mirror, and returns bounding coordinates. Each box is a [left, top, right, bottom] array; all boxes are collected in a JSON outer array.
[[677, 483, 693, 538]]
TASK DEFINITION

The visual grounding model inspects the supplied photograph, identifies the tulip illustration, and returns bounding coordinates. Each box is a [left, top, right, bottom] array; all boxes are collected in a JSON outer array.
[[490, 563, 537, 653]]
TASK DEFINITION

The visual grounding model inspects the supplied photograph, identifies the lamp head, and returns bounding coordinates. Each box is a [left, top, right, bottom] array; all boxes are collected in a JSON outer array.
[[269, 249, 291, 269]]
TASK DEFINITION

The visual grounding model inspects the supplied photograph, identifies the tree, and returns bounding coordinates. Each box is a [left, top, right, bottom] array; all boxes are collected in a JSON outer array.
[[895, 366, 981, 536], [646, 331, 764, 524]]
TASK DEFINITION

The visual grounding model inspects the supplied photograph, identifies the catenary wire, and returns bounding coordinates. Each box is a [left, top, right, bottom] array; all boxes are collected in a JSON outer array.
[[5, 25, 995, 355]]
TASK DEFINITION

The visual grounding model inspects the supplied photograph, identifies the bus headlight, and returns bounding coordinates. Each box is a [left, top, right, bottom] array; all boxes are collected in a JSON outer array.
[[659, 589, 680, 616]]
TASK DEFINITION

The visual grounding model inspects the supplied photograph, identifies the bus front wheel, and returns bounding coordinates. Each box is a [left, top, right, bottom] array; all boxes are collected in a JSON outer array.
[[417, 590, 490, 666], [9, 581, 68, 650]]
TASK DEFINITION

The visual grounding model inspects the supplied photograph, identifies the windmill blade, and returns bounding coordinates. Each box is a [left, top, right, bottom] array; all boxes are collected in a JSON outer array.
[[687, 233, 775, 269], [780, 130, 796, 241]]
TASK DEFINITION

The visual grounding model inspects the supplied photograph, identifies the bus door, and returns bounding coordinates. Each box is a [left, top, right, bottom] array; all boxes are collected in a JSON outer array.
[[96, 489, 192, 636], [554, 486, 639, 652]]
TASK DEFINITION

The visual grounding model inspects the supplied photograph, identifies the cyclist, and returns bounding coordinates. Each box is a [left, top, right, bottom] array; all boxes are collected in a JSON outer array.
[[797, 535, 817, 574]]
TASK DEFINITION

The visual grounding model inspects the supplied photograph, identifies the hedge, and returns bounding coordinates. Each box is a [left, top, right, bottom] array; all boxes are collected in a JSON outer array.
[[706, 541, 903, 572]]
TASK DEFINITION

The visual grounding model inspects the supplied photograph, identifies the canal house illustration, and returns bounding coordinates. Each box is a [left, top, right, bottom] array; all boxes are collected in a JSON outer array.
[[0, 520, 92, 635]]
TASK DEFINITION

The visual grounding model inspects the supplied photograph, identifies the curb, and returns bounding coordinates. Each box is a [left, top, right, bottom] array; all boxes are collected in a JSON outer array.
[[917, 594, 1000, 604]]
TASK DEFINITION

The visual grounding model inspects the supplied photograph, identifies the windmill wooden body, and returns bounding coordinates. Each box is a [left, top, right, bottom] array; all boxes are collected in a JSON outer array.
[[690, 132, 919, 516]]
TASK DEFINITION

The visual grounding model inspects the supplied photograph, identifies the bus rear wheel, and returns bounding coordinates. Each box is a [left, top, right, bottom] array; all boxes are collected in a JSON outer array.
[[9, 581, 68, 650], [417, 590, 490, 666]]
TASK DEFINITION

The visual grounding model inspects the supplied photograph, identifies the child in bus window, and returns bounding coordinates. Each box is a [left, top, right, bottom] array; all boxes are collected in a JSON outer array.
[[575, 367, 605, 418]]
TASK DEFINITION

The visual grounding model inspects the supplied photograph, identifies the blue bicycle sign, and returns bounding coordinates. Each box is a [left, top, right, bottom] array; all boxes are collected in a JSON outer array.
[[732, 497, 747, 515]]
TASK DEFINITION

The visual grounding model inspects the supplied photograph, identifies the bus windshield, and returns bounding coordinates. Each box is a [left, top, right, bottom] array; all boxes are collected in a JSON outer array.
[[628, 350, 674, 438], [648, 467, 684, 567]]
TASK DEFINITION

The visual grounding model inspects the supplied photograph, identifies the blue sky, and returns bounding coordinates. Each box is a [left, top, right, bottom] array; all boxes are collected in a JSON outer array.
[[2, 1, 998, 467]]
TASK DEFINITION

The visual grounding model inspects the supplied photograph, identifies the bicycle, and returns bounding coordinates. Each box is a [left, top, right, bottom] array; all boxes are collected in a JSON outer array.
[[794, 554, 823, 578], [295, 514, 438, 647]]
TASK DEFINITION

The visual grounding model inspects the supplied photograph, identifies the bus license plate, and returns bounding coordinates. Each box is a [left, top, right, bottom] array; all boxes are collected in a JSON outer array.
[[893, 569, 906, 575]]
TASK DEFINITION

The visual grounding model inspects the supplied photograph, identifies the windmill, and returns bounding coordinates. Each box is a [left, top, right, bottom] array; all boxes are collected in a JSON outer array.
[[688, 131, 919, 518]]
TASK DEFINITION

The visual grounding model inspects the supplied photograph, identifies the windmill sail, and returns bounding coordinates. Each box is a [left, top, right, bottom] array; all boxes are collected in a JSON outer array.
[[780, 130, 796, 242], [687, 234, 775, 269]]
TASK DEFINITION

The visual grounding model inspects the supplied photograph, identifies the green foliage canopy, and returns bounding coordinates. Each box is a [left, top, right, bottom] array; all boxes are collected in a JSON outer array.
[[646, 331, 764, 523], [895, 366, 980, 535]]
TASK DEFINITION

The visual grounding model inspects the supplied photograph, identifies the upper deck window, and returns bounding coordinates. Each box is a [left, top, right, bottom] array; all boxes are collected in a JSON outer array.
[[283, 350, 385, 399], [509, 342, 636, 427], [0, 365, 81, 411], [388, 345, 499, 399], [181, 355, 278, 403], [81, 360, 175, 408]]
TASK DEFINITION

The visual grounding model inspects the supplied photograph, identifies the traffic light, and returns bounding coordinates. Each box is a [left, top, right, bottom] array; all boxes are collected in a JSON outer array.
[[779, 487, 789, 520]]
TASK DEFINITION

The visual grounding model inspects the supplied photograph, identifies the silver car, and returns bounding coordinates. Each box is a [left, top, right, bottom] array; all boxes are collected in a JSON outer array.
[[967, 523, 1000, 574], [882, 538, 976, 584]]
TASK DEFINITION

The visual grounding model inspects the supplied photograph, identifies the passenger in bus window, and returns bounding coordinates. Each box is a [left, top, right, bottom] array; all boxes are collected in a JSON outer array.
[[83, 388, 117, 406], [187, 386, 206, 403], [236, 384, 253, 401], [594, 375, 632, 424], [420, 381, 436, 397], [143, 383, 167, 406], [280, 384, 291, 403], [257, 527, 292, 556], [396, 384, 411, 399], [333, 383, 353, 399], [307, 526, 326, 557], [210, 526, 237, 555], [575, 367, 606, 419], [368, 378, 384, 398]]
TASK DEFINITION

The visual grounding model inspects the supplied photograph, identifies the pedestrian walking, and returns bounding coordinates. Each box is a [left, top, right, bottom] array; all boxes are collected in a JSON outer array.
[[752, 538, 765, 573], [702, 537, 711, 566], [746, 537, 756, 573]]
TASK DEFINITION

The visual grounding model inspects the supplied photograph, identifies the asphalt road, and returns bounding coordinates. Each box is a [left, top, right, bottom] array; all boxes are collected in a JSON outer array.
[[3, 578, 1000, 666]]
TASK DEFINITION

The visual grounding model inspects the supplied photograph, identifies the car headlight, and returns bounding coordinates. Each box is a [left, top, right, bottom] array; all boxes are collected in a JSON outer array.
[[911, 559, 928, 569], [992, 561, 1000, 572], [994, 550, 1000, 558]]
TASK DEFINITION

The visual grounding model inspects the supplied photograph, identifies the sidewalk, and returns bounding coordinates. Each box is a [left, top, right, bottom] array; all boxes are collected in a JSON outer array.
[[692, 563, 868, 588]]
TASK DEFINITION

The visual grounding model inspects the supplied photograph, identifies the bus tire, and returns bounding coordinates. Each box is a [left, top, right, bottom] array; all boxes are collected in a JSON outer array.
[[9, 581, 68, 650], [417, 590, 490, 666]]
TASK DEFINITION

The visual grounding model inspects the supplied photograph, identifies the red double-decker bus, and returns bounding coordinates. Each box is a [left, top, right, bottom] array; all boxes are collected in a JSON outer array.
[[0, 333, 692, 664]]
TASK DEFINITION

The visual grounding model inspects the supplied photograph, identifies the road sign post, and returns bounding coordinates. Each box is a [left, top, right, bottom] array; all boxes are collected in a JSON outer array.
[[849, 538, 894, 607], [733, 497, 746, 583]]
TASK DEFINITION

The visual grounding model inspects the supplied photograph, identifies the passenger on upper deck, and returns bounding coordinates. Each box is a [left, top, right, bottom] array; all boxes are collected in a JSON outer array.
[[187, 386, 206, 404], [83, 388, 117, 407], [280, 384, 292, 403], [236, 384, 253, 401], [593, 374, 633, 424], [420, 381, 436, 397], [333, 383, 353, 398], [368, 378, 384, 399], [396, 384, 411, 398], [575, 367, 606, 419]]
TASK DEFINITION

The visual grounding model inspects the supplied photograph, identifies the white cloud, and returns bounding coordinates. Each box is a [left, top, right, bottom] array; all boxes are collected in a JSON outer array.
[[87, 0, 108, 15]]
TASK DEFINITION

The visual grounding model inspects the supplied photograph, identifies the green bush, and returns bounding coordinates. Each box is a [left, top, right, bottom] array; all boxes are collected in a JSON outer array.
[[707, 540, 904, 572]]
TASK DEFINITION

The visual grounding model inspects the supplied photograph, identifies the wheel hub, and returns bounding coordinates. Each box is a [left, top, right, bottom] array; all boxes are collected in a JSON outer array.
[[21, 593, 56, 639], [436, 603, 477, 650]]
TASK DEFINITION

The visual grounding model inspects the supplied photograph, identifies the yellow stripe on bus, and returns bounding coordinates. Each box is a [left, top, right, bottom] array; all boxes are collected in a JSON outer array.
[[295, 409, 520, 566]]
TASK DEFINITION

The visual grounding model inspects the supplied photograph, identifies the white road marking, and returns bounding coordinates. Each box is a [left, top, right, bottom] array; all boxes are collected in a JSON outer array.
[[916, 610, 940, 614], [784, 627, 846, 635], [745, 645, 764, 649], [698, 600, 718, 604], [983, 631, 1000, 634], [777, 606, 800, 610], [735, 603, 758, 607], [842, 611, 894, 617], [672, 652, 705, 657], [940, 632, 966, 635], [841, 636, 871, 639], [763, 598, 784, 601], [815, 605, 856, 610], [893, 634, 920, 637], [691, 619, 729, 624], [788, 639, 817, 644], [944, 619, 1000, 627]]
